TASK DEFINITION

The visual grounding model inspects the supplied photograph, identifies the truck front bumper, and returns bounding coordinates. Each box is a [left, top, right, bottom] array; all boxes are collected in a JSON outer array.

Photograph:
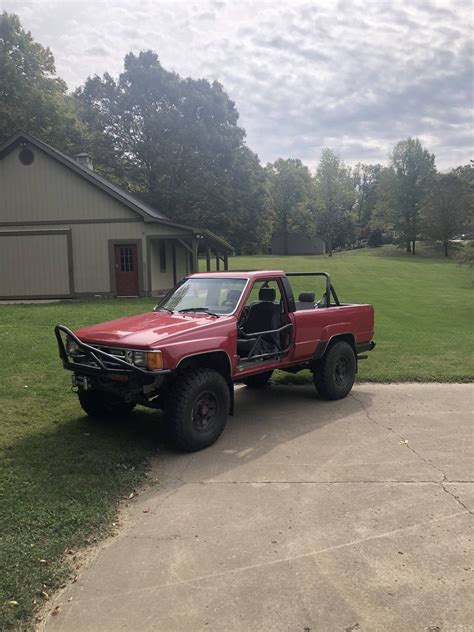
[[54, 325, 170, 381]]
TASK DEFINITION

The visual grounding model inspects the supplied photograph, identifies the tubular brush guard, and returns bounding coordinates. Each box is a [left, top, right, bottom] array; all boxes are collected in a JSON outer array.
[[54, 325, 149, 377]]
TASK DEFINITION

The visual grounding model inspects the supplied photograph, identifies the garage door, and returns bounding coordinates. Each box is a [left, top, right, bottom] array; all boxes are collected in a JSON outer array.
[[0, 230, 72, 298]]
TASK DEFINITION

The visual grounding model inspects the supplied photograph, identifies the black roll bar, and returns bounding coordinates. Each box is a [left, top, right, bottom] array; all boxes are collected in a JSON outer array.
[[238, 323, 293, 362], [285, 272, 340, 307]]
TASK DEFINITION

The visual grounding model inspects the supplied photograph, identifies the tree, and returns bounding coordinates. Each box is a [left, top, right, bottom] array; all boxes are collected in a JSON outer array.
[[314, 149, 355, 256], [0, 12, 84, 151], [421, 172, 473, 256], [226, 147, 273, 255], [376, 138, 436, 254], [351, 163, 382, 225], [333, 214, 355, 250], [75, 51, 267, 247], [452, 162, 474, 192], [265, 158, 316, 255], [456, 240, 474, 267]]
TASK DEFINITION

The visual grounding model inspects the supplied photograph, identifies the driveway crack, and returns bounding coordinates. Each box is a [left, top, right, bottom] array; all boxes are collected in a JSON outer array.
[[350, 393, 473, 515], [440, 479, 473, 514]]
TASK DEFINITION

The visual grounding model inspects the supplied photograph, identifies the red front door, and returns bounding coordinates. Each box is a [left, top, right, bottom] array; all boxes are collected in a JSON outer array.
[[114, 244, 139, 296]]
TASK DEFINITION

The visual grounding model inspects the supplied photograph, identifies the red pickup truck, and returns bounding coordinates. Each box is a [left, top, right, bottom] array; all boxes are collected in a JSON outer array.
[[55, 270, 375, 451]]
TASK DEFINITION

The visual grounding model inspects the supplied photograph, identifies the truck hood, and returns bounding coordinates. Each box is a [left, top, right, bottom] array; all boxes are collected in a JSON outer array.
[[75, 311, 230, 349]]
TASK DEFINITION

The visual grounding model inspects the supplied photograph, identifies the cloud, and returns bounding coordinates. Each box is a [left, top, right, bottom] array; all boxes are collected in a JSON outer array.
[[84, 46, 109, 58], [2, 0, 472, 169]]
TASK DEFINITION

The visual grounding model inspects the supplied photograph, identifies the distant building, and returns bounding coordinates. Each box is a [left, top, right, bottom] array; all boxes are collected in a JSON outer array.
[[271, 231, 326, 256], [0, 131, 232, 299]]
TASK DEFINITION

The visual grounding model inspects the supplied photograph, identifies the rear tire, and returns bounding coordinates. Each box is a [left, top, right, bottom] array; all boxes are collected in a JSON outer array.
[[313, 341, 356, 400], [78, 390, 135, 419], [164, 368, 230, 452], [241, 370, 273, 388]]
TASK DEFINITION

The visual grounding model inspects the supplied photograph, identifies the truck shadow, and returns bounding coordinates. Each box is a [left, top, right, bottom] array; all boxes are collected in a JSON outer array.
[[152, 383, 374, 483], [2, 384, 373, 525]]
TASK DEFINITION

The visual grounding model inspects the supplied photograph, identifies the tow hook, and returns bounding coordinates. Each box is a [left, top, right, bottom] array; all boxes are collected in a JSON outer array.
[[72, 374, 90, 391]]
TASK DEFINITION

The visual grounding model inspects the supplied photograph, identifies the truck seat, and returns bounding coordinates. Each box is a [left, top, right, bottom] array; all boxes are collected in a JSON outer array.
[[225, 289, 242, 307], [295, 291, 316, 310], [244, 288, 279, 332], [237, 287, 281, 357]]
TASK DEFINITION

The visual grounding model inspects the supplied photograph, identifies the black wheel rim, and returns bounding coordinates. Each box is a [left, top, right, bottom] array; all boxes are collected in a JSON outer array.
[[335, 357, 348, 385], [192, 391, 218, 432]]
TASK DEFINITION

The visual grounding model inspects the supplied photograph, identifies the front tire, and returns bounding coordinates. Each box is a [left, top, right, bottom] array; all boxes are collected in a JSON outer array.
[[241, 370, 273, 388], [313, 341, 356, 400], [78, 389, 136, 419], [165, 368, 230, 452]]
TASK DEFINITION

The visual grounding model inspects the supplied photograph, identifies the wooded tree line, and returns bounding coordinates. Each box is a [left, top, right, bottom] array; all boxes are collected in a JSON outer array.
[[1, 12, 472, 256]]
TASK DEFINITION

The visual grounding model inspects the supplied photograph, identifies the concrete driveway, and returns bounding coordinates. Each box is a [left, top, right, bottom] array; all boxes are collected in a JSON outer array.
[[46, 384, 473, 631]]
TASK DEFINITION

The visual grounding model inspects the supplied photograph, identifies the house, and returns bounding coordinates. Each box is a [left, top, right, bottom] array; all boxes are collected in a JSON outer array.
[[271, 231, 326, 256], [0, 132, 232, 300]]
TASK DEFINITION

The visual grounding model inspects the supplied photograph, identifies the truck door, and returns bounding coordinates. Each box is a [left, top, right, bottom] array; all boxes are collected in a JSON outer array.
[[237, 278, 292, 363], [282, 276, 326, 362]]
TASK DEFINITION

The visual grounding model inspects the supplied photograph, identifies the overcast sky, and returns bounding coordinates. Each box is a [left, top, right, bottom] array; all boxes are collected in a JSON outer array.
[[2, 0, 473, 169]]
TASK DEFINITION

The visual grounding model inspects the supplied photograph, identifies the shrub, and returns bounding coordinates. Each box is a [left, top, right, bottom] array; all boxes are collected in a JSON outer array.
[[368, 228, 383, 247]]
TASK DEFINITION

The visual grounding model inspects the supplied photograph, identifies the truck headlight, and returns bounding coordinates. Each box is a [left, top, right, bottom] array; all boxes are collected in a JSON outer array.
[[66, 338, 81, 356], [132, 351, 147, 367], [146, 351, 163, 371], [127, 350, 162, 370]]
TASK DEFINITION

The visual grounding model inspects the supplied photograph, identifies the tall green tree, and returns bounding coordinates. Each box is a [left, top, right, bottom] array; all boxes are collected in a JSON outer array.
[[314, 149, 354, 256], [351, 163, 382, 225], [376, 138, 436, 254], [226, 146, 273, 254], [421, 172, 473, 256], [76, 51, 269, 247], [0, 12, 84, 150], [265, 158, 316, 255], [452, 162, 474, 191]]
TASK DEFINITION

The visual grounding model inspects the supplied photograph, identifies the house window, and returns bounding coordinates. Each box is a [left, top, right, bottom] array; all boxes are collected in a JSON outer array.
[[159, 241, 167, 272], [120, 246, 134, 272]]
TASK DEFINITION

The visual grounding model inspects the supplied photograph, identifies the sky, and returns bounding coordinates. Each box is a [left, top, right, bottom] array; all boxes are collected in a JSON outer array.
[[1, 0, 473, 170]]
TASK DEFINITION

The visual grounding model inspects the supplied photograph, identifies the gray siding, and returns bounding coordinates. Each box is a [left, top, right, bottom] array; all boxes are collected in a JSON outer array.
[[0, 231, 71, 297], [2, 223, 193, 296], [149, 240, 175, 293], [271, 232, 326, 256], [175, 243, 189, 281], [0, 146, 138, 223]]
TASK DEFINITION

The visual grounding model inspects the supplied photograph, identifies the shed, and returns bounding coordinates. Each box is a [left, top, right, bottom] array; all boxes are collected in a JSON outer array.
[[0, 132, 232, 299], [271, 231, 326, 256]]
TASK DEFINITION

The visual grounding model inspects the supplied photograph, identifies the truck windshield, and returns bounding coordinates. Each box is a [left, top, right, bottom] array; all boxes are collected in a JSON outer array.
[[156, 278, 247, 315]]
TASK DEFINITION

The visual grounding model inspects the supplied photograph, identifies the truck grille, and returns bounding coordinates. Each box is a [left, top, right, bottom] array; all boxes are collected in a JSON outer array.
[[76, 345, 134, 369]]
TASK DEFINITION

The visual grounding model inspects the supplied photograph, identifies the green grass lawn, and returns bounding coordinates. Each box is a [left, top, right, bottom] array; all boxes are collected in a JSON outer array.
[[0, 245, 472, 629], [0, 299, 159, 629]]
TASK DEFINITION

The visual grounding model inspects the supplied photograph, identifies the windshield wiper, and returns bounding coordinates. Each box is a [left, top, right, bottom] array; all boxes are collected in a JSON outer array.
[[154, 306, 173, 314], [178, 307, 219, 317]]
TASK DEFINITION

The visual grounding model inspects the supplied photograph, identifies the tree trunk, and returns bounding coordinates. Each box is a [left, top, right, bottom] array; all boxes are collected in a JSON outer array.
[[412, 239, 416, 255], [327, 236, 333, 257], [444, 240, 449, 257], [406, 241, 411, 253], [283, 229, 288, 256], [283, 213, 288, 256]]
